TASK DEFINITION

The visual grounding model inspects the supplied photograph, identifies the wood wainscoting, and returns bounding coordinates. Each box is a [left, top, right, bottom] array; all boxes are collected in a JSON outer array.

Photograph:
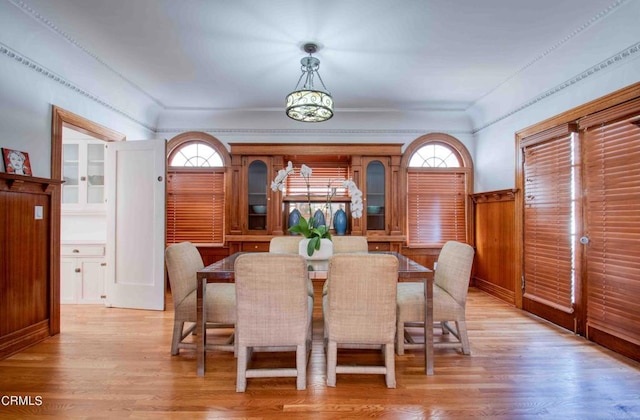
[[472, 189, 518, 306], [0, 174, 62, 359]]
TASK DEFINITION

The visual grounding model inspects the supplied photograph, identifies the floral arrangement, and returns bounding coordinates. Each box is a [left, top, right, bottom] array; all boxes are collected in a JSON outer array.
[[271, 161, 363, 255]]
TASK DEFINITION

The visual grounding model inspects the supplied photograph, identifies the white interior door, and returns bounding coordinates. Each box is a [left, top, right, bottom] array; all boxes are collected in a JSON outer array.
[[105, 140, 166, 310]]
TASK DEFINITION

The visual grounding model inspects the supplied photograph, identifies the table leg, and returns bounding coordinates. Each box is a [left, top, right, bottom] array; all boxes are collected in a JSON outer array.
[[424, 277, 434, 375], [196, 276, 206, 376]]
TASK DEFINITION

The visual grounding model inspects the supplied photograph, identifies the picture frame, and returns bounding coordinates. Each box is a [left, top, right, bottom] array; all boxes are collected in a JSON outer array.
[[2, 148, 32, 176]]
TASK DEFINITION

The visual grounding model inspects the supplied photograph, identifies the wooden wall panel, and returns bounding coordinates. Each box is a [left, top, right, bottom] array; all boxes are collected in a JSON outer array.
[[472, 190, 517, 305], [0, 174, 61, 360]]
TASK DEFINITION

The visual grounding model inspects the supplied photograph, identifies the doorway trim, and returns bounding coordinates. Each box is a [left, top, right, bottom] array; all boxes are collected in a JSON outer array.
[[50, 106, 125, 333]]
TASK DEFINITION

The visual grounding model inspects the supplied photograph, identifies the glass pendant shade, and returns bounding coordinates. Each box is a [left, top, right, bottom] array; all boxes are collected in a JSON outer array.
[[286, 44, 334, 123], [286, 89, 333, 122]]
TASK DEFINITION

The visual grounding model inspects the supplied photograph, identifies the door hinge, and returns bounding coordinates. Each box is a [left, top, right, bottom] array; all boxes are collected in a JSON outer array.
[[521, 275, 525, 290]]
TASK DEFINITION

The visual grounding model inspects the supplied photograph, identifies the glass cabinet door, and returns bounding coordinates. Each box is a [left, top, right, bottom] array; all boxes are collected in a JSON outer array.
[[62, 144, 80, 204], [62, 140, 105, 210], [366, 160, 386, 231], [247, 159, 268, 231], [86, 143, 105, 204]]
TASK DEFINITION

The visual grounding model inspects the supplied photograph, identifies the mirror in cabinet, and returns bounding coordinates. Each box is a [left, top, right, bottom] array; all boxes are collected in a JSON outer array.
[[366, 160, 386, 231], [285, 201, 350, 233]]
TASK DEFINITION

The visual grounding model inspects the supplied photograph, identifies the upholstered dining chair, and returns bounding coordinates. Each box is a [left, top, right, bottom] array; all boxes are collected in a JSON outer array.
[[395, 240, 475, 356], [322, 236, 369, 297], [269, 236, 303, 254], [234, 253, 313, 392], [324, 253, 398, 388], [331, 235, 369, 254], [164, 242, 235, 355], [269, 236, 314, 298]]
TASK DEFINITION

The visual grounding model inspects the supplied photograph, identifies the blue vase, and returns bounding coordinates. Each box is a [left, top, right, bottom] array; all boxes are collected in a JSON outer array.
[[288, 208, 301, 235], [313, 209, 326, 227], [334, 208, 347, 235]]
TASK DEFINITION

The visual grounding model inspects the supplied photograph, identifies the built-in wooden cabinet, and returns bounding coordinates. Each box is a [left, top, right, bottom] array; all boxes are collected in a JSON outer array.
[[226, 144, 405, 252]]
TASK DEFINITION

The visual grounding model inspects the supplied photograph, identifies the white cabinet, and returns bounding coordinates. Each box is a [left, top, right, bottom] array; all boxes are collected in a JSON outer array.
[[62, 140, 105, 213], [60, 244, 106, 304]]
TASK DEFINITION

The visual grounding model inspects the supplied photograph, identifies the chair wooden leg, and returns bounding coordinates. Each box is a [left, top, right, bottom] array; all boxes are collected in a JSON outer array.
[[396, 316, 405, 355], [236, 345, 248, 392], [327, 341, 338, 387], [384, 343, 396, 388], [171, 321, 183, 355], [456, 321, 471, 355], [296, 344, 307, 390]]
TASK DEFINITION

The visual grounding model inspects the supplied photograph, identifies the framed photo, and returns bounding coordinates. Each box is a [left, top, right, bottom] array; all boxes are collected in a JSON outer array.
[[2, 148, 32, 176]]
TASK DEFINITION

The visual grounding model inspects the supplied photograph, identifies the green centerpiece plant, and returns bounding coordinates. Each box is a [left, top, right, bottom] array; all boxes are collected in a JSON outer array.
[[271, 161, 363, 256]]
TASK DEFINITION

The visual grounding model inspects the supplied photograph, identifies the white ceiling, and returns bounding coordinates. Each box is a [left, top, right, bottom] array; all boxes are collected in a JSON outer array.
[[21, 0, 622, 112]]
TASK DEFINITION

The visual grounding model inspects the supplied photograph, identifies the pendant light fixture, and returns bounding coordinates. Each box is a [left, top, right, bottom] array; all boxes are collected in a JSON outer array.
[[285, 43, 334, 122]]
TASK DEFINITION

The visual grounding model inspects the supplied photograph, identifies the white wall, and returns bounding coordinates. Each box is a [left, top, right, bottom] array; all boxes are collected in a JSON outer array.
[[468, 0, 640, 193], [1, 0, 638, 192], [0, 1, 159, 177]]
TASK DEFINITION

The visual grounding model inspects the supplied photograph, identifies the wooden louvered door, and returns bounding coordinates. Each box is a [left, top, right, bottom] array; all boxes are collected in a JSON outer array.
[[579, 100, 640, 359], [521, 124, 578, 332]]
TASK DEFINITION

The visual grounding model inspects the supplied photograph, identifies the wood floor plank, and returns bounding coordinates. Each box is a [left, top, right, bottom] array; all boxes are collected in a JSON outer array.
[[1, 288, 639, 419]]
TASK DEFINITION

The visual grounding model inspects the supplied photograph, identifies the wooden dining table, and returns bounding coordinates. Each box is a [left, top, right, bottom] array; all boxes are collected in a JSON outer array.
[[196, 251, 433, 377]]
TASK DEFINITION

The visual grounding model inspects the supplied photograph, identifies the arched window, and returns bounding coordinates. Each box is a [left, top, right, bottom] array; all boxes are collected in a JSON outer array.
[[408, 143, 461, 168], [166, 133, 229, 246], [403, 134, 473, 246], [169, 143, 223, 167]]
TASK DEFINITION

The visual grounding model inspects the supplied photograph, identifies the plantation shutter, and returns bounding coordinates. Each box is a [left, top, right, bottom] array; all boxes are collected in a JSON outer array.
[[284, 164, 351, 197], [406, 170, 466, 246], [580, 100, 640, 348], [521, 125, 576, 324], [166, 171, 225, 245]]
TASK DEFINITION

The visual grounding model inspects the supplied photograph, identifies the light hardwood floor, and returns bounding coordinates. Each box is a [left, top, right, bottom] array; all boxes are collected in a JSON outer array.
[[1, 287, 639, 419]]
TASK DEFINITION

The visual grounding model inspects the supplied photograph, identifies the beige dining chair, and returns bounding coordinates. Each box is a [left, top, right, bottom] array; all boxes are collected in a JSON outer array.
[[234, 253, 313, 392], [322, 236, 369, 297], [164, 242, 235, 355], [331, 235, 369, 254], [395, 240, 475, 356], [324, 253, 398, 388], [269, 236, 313, 298], [269, 236, 303, 254]]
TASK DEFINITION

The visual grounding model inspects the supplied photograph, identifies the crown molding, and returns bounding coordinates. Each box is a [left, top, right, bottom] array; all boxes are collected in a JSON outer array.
[[0, 42, 156, 133], [154, 127, 473, 137], [8, 0, 165, 108], [4, 0, 638, 138], [469, 0, 629, 108], [472, 41, 640, 134]]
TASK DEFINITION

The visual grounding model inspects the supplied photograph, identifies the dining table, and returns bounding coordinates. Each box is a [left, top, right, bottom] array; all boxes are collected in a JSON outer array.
[[195, 251, 433, 377]]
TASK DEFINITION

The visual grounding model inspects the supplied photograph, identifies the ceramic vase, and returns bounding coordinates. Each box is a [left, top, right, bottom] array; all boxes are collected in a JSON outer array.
[[299, 238, 333, 271], [312, 209, 326, 227], [288, 208, 301, 235], [333, 208, 347, 235]]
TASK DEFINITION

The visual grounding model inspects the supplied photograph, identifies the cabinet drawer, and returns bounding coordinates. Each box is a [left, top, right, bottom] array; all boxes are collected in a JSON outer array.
[[368, 242, 391, 252], [241, 242, 270, 252], [61, 244, 105, 256]]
